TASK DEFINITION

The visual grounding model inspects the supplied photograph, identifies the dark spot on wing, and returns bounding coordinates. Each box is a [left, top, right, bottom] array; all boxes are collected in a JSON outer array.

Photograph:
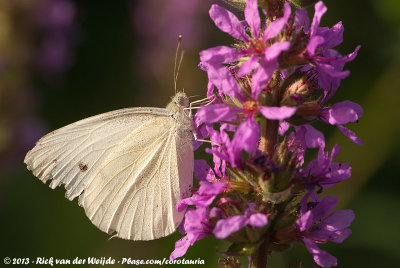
[[78, 162, 88, 172]]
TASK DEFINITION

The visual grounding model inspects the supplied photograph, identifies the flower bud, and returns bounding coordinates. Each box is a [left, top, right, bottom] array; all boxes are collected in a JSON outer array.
[[268, 139, 298, 192], [281, 72, 320, 107], [286, 101, 321, 125]]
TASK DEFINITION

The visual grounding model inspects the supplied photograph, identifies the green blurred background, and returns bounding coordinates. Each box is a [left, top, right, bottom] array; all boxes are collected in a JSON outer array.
[[0, 0, 399, 267]]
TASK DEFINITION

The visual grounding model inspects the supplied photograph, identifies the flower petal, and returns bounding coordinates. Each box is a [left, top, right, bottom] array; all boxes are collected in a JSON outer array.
[[200, 46, 241, 64], [244, 0, 261, 37], [232, 116, 260, 153], [202, 63, 244, 100], [264, 41, 291, 61], [263, 2, 291, 41], [170, 234, 193, 260], [248, 213, 268, 227], [176, 194, 215, 212], [183, 207, 208, 232], [251, 42, 290, 99], [237, 54, 259, 77], [259, 106, 297, 120], [297, 210, 313, 232], [294, 9, 310, 32], [329, 228, 352, 243], [194, 159, 215, 181], [209, 4, 249, 42], [279, 121, 290, 136], [337, 125, 363, 145], [213, 215, 248, 239], [320, 209, 355, 231], [310, 1, 327, 37], [198, 180, 227, 196], [319, 21, 344, 49], [307, 36, 325, 55], [296, 125, 325, 148], [323, 162, 351, 187], [196, 104, 240, 124], [323, 101, 363, 125], [210, 207, 222, 218], [302, 238, 338, 267], [311, 195, 338, 223], [251, 57, 277, 99]]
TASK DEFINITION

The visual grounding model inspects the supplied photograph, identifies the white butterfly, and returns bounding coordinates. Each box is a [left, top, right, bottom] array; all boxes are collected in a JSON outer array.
[[24, 92, 194, 241]]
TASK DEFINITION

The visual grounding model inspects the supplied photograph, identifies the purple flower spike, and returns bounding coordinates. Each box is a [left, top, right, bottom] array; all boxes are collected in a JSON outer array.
[[213, 203, 268, 239], [173, 0, 361, 264], [296, 195, 355, 267]]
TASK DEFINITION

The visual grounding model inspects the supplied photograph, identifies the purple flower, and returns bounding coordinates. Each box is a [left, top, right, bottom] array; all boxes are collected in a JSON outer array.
[[320, 100, 363, 145], [176, 157, 227, 211], [296, 195, 355, 267], [301, 144, 351, 189], [200, 0, 291, 99], [205, 124, 240, 169], [213, 203, 268, 239], [170, 207, 214, 259], [196, 79, 297, 159], [297, 1, 360, 100], [287, 125, 325, 165], [171, 160, 227, 259], [196, 101, 296, 166], [177, 180, 226, 212], [193, 159, 216, 182]]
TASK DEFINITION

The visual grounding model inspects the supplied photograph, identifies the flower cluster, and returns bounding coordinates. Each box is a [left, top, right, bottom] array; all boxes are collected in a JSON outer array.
[[172, 1, 361, 267]]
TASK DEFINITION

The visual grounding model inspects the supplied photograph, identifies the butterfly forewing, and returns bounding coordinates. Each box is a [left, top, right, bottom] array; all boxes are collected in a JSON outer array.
[[24, 104, 193, 240], [80, 116, 193, 240]]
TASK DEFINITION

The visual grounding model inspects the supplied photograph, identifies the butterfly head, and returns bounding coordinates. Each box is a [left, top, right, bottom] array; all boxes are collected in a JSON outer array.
[[171, 92, 190, 108]]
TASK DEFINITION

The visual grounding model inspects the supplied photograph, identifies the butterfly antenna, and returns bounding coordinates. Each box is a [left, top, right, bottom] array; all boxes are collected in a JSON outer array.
[[177, 50, 185, 92], [188, 94, 201, 99], [174, 35, 183, 94]]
